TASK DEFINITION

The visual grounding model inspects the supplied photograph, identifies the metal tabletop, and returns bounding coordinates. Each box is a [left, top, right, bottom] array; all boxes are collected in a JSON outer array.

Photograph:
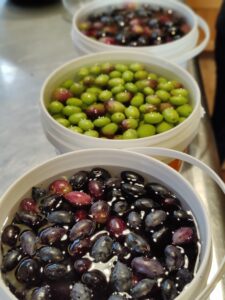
[[0, 1, 225, 299]]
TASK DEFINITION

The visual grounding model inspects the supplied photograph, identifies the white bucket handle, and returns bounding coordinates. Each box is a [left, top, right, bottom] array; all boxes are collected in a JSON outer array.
[[173, 15, 210, 65], [127, 147, 225, 300]]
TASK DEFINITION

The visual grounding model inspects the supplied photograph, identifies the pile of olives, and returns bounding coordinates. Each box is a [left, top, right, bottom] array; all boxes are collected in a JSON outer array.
[[47, 62, 193, 140], [77, 3, 190, 47], [1, 167, 199, 300]]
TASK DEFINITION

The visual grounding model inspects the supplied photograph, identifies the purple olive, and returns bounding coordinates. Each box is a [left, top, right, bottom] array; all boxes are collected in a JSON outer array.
[[82, 269, 107, 288], [70, 171, 89, 191], [20, 230, 37, 256], [121, 171, 144, 184], [89, 168, 111, 181], [74, 258, 92, 274], [131, 279, 155, 299], [121, 183, 146, 199], [39, 226, 67, 245], [44, 263, 67, 281], [50, 281, 73, 299], [31, 285, 51, 300], [2, 249, 21, 272], [70, 219, 96, 241], [145, 183, 170, 201], [112, 242, 129, 261], [90, 201, 110, 224], [151, 227, 171, 248], [1, 224, 20, 246], [37, 246, 64, 263], [70, 282, 92, 300], [16, 258, 40, 284], [172, 227, 194, 245], [107, 217, 126, 237], [16, 210, 43, 227], [112, 200, 128, 215], [47, 210, 73, 224], [161, 279, 178, 300], [39, 195, 65, 213], [134, 198, 159, 210], [91, 235, 113, 262], [85, 103, 106, 119], [161, 196, 181, 210], [131, 257, 164, 279], [145, 210, 167, 229], [127, 211, 142, 228], [32, 186, 47, 201], [165, 245, 184, 271], [125, 232, 150, 254], [111, 261, 132, 292], [105, 177, 121, 190], [88, 180, 105, 198], [68, 238, 91, 257], [107, 189, 125, 202], [176, 268, 193, 290]]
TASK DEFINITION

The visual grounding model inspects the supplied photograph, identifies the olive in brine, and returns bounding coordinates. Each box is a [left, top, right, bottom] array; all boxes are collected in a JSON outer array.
[[31, 285, 51, 300], [121, 170, 144, 184], [47, 210, 73, 225], [121, 183, 146, 199], [2, 249, 21, 272], [82, 269, 107, 289], [70, 219, 96, 241], [70, 282, 92, 300], [16, 258, 40, 284], [91, 235, 113, 262], [20, 230, 37, 256], [37, 246, 64, 263], [111, 261, 132, 292], [39, 226, 67, 245], [44, 263, 67, 281], [1, 225, 20, 246], [89, 168, 111, 181], [70, 171, 89, 191]]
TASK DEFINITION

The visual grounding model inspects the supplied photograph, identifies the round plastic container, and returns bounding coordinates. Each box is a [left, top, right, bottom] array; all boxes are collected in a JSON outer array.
[[71, 0, 210, 68], [40, 51, 203, 159], [0, 148, 212, 300]]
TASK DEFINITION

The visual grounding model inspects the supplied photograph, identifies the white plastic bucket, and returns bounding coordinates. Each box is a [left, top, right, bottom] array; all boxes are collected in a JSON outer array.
[[0, 148, 212, 300], [40, 51, 203, 158], [71, 0, 210, 68]]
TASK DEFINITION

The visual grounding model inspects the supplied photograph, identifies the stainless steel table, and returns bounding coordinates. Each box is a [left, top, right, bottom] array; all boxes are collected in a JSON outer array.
[[0, 1, 225, 298]]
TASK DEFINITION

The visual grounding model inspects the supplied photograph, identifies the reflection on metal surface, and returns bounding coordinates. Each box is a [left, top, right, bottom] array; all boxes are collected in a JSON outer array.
[[0, 60, 17, 84]]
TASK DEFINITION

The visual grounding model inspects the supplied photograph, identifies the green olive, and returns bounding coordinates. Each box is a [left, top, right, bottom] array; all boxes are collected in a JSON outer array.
[[137, 124, 156, 138], [162, 108, 179, 123], [101, 123, 118, 136], [156, 121, 174, 133], [111, 112, 126, 124], [62, 105, 81, 117], [156, 90, 170, 101], [169, 95, 188, 106], [69, 112, 87, 125], [93, 116, 111, 128], [176, 104, 193, 117], [124, 106, 140, 119], [144, 112, 163, 124], [69, 126, 83, 134], [123, 129, 138, 139], [48, 101, 64, 115], [55, 117, 70, 127], [99, 90, 112, 102], [78, 119, 94, 131], [84, 130, 99, 137], [66, 98, 83, 107]]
